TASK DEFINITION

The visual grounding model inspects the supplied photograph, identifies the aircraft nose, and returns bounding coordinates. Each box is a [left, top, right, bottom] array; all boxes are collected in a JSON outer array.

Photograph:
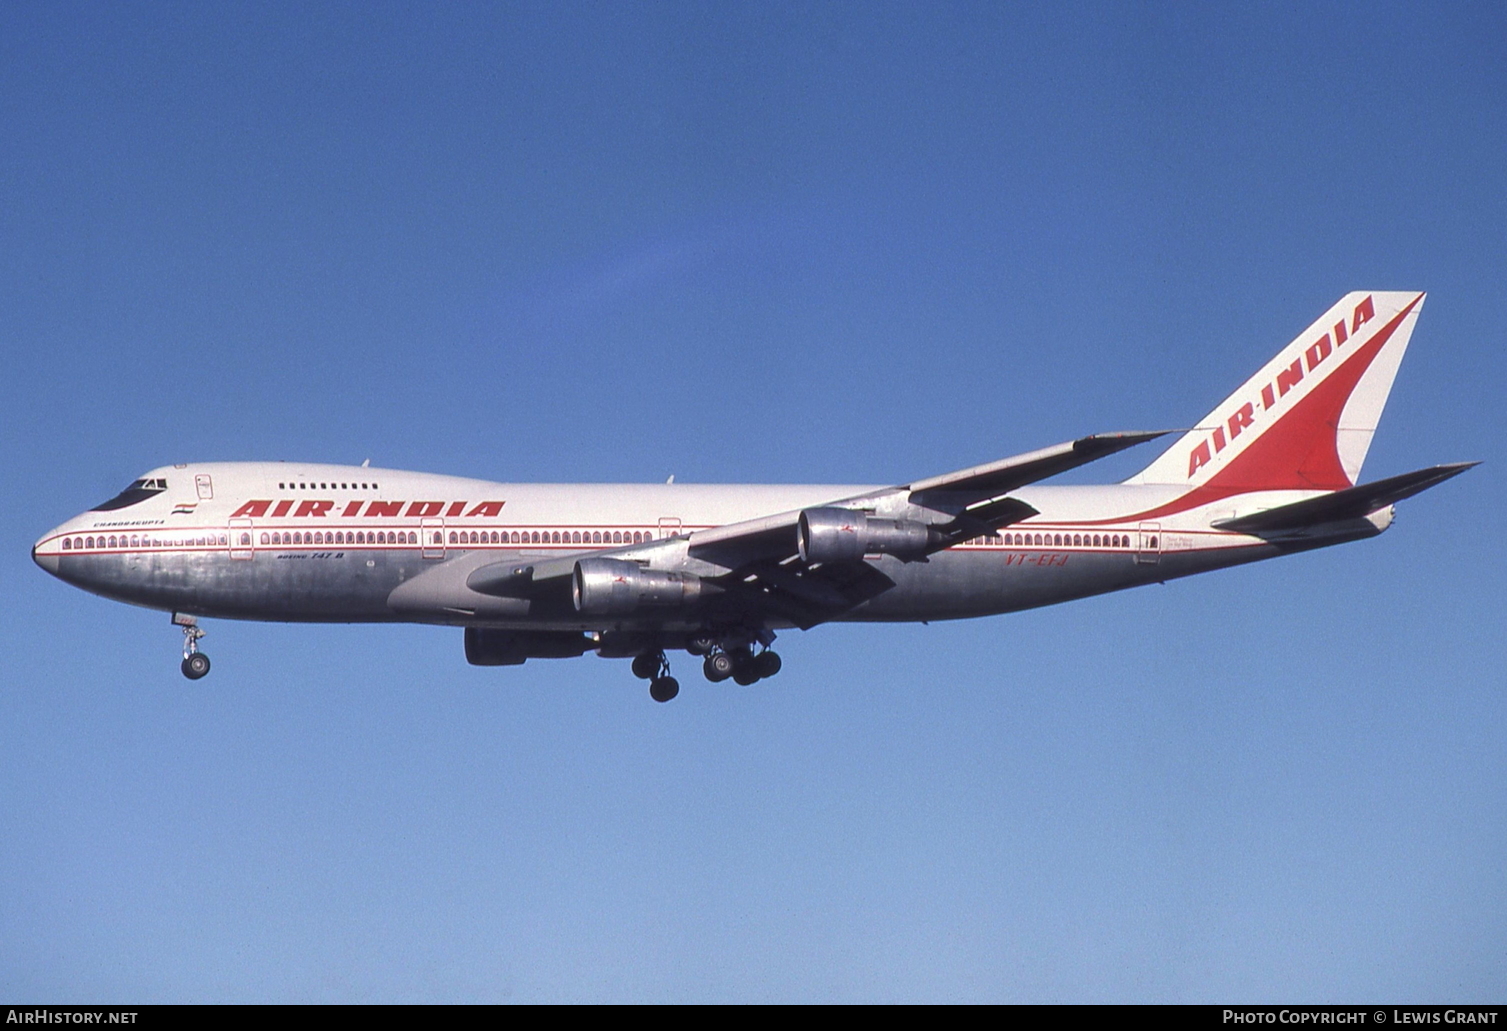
[[33, 529, 63, 575]]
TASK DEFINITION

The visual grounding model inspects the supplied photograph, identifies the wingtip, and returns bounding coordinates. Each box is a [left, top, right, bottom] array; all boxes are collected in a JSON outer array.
[[1077, 429, 1174, 451], [1437, 460, 1481, 476]]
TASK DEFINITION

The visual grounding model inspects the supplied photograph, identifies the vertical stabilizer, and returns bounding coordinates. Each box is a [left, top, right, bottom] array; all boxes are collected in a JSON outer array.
[[1127, 292, 1425, 491]]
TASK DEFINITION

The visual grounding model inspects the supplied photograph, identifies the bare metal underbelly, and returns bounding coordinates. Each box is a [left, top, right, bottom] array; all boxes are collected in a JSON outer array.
[[51, 540, 1308, 630]]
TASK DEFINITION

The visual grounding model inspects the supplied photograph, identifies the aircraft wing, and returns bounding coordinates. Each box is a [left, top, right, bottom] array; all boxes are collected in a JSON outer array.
[[688, 431, 1167, 566], [683, 430, 1167, 627], [904, 431, 1169, 498]]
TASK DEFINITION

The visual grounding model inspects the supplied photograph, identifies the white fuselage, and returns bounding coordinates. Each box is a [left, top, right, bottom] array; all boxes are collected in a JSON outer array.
[[32, 461, 1383, 632]]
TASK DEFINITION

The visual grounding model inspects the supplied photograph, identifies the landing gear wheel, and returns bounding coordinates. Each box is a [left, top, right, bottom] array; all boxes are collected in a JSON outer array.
[[649, 676, 680, 703], [174, 614, 209, 679], [704, 652, 735, 682], [687, 633, 716, 657], [631, 652, 661, 680], [733, 666, 760, 686], [754, 651, 782, 679]]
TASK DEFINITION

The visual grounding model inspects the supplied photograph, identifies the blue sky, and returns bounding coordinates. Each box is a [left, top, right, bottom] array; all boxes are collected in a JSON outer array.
[[2, 1, 1503, 1002]]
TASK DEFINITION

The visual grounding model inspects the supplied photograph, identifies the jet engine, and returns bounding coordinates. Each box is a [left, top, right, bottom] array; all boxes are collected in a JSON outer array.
[[464, 628, 594, 666], [797, 507, 932, 564], [572, 558, 703, 616]]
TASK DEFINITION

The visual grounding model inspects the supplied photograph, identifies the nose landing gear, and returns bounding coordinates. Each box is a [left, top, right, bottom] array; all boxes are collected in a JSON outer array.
[[174, 613, 211, 680]]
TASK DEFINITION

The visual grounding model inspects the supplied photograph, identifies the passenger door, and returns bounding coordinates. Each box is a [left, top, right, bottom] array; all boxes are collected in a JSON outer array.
[[229, 516, 254, 560], [1136, 522, 1161, 565], [422, 517, 446, 559]]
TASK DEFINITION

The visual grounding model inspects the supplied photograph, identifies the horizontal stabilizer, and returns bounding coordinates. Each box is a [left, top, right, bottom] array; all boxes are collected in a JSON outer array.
[[1212, 462, 1478, 534]]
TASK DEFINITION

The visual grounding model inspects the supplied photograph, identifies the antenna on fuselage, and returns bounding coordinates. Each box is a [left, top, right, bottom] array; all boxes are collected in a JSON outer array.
[[361, 459, 371, 467]]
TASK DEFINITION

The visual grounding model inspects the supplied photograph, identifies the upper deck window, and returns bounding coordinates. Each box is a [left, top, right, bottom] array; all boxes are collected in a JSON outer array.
[[91, 478, 167, 512]]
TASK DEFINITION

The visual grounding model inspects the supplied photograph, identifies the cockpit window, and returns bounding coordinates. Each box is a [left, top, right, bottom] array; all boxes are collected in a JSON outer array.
[[91, 478, 168, 511]]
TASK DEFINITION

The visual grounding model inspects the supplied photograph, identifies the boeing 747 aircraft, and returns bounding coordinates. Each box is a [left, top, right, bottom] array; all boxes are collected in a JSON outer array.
[[34, 292, 1474, 701]]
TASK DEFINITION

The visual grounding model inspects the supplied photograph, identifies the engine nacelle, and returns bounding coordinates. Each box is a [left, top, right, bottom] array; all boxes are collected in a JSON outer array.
[[797, 507, 932, 564], [464, 628, 594, 666], [572, 558, 703, 616]]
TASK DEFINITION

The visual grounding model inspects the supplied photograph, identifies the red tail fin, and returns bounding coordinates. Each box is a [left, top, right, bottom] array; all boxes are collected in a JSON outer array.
[[1129, 292, 1425, 491]]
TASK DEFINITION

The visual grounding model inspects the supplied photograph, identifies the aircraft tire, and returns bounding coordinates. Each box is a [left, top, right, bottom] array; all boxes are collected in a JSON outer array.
[[631, 652, 660, 680], [181, 653, 211, 680], [649, 676, 679, 703], [704, 653, 735, 682], [733, 667, 760, 686], [754, 651, 782, 679], [687, 634, 716, 657]]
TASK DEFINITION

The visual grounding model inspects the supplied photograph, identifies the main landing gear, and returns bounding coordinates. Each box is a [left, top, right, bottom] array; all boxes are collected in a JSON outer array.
[[631, 649, 680, 703], [688, 630, 780, 685], [174, 613, 211, 680], [617, 627, 783, 699], [628, 633, 783, 702], [702, 647, 781, 686]]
